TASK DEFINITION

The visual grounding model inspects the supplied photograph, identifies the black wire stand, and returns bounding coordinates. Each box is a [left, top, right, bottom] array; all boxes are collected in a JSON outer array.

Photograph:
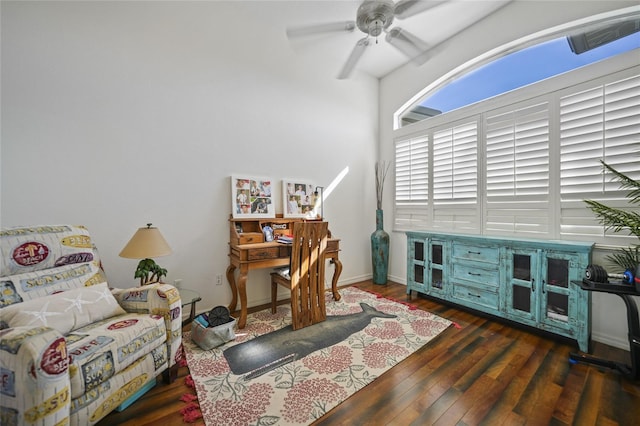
[[569, 279, 640, 380]]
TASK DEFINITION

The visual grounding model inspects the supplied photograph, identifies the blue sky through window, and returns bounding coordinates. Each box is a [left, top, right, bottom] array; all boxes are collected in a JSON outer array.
[[419, 32, 640, 114]]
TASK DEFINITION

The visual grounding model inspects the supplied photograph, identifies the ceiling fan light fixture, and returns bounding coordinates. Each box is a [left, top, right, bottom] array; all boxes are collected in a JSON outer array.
[[357, 0, 395, 37], [368, 18, 384, 38]]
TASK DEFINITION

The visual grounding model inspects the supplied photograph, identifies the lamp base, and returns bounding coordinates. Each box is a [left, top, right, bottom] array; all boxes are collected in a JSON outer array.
[[135, 258, 167, 286]]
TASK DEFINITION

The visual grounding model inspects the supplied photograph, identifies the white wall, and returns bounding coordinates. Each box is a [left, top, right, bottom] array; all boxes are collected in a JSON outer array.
[[1, 1, 379, 314], [379, 1, 639, 350]]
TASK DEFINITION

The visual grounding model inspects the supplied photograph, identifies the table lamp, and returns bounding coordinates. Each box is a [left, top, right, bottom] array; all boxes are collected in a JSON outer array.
[[119, 223, 172, 285]]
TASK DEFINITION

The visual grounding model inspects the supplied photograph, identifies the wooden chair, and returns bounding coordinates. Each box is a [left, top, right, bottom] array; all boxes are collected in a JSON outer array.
[[271, 221, 329, 330]]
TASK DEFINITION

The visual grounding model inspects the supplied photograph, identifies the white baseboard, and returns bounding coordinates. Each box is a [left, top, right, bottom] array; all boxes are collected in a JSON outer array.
[[591, 331, 630, 351], [388, 274, 406, 285], [335, 274, 372, 286]]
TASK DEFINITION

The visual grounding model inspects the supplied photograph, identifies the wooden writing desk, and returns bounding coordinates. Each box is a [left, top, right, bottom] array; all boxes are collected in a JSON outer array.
[[226, 215, 342, 328]]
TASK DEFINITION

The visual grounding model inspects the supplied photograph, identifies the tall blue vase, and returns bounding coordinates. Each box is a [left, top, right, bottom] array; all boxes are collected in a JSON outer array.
[[371, 209, 390, 285]]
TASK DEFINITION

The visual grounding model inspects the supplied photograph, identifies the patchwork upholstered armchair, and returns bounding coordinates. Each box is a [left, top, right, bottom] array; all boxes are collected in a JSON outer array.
[[0, 225, 182, 425]]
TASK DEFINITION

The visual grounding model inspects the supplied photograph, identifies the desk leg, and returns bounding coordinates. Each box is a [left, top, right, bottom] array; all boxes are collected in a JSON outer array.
[[330, 258, 342, 301], [236, 264, 249, 329], [226, 264, 237, 313]]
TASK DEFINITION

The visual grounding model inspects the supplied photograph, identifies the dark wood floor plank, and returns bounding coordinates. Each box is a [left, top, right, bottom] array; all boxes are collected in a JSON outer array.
[[573, 368, 606, 425], [97, 280, 640, 426], [426, 388, 466, 425], [598, 367, 640, 426], [511, 344, 567, 423], [551, 365, 587, 424], [460, 340, 535, 424], [452, 331, 514, 392]]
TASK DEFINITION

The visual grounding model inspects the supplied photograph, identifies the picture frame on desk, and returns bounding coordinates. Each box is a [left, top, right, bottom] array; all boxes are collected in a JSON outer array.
[[282, 179, 318, 219], [231, 175, 275, 218]]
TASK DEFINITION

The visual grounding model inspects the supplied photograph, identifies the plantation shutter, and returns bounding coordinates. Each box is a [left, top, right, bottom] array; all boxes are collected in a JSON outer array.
[[394, 136, 429, 228], [433, 121, 478, 201], [431, 121, 479, 232], [485, 101, 551, 236], [559, 73, 640, 241]]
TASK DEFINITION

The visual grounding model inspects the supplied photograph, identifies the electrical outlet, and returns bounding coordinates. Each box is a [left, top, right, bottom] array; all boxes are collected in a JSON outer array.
[[174, 279, 183, 289], [216, 274, 222, 286]]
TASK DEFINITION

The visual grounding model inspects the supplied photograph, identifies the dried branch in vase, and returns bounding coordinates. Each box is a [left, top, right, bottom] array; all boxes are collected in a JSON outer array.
[[375, 161, 391, 210]]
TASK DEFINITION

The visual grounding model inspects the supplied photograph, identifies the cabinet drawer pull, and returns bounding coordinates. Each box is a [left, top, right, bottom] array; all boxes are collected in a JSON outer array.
[[468, 292, 481, 298], [468, 251, 481, 255], [468, 272, 481, 276]]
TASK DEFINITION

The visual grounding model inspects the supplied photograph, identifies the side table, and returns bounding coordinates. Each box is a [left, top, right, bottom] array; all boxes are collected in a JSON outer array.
[[178, 288, 202, 326]]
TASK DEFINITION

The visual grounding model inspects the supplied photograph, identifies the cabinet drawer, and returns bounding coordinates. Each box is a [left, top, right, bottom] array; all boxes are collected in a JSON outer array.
[[453, 284, 499, 310], [452, 243, 499, 264], [247, 247, 281, 260], [239, 233, 264, 244], [452, 263, 499, 288]]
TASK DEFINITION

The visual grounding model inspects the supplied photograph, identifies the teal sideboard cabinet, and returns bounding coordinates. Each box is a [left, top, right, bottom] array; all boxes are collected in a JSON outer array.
[[406, 231, 593, 352]]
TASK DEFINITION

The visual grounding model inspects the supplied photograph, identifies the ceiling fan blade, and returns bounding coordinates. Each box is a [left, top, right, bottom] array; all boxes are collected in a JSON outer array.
[[394, 0, 450, 20], [386, 27, 430, 65], [337, 38, 370, 80], [286, 21, 356, 39]]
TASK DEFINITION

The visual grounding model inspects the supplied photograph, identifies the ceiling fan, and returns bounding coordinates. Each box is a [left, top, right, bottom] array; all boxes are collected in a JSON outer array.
[[287, 0, 516, 79], [286, 0, 451, 79]]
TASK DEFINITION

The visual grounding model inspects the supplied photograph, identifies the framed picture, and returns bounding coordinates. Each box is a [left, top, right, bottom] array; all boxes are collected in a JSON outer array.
[[231, 175, 275, 218], [282, 180, 318, 219]]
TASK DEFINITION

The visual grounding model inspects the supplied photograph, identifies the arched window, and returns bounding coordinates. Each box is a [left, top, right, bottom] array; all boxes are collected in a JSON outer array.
[[393, 9, 640, 245], [398, 12, 640, 127]]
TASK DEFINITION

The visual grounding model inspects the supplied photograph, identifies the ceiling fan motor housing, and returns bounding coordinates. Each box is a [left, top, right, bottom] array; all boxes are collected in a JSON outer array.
[[356, 0, 395, 37]]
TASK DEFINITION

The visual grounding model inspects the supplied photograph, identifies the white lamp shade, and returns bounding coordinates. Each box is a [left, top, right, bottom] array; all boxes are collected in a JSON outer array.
[[119, 225, 172, 259]]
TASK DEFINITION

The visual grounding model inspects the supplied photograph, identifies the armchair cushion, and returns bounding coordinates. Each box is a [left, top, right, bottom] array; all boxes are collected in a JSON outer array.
[[1, 282, 126, 335], [0, 261, 107, 308], [66, 312, 167, 399]]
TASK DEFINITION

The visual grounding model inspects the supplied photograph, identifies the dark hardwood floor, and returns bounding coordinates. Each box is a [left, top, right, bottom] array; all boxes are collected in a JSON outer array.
[[99, 280, 640, 425]]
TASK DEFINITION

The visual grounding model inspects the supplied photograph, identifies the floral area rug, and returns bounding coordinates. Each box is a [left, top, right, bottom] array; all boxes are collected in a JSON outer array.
[[181, 286, 452, 425]]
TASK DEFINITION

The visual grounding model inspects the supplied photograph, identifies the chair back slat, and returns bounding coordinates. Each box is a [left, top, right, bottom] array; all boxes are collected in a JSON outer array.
[[288, 221, 328, 329]]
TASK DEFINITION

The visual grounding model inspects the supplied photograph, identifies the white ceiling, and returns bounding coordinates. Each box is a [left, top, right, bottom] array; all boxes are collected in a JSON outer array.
[[281, 0, 514, 79]]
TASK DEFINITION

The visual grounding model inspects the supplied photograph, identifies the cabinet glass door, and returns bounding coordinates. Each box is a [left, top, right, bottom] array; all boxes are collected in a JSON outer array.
[[427, 240, 447, 295], [541, 252, 577, 330], [431, 242, 443, 289], [414, 240, 425, 286], [506, 250, 538, 322], [409, 239, 427, 293]]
